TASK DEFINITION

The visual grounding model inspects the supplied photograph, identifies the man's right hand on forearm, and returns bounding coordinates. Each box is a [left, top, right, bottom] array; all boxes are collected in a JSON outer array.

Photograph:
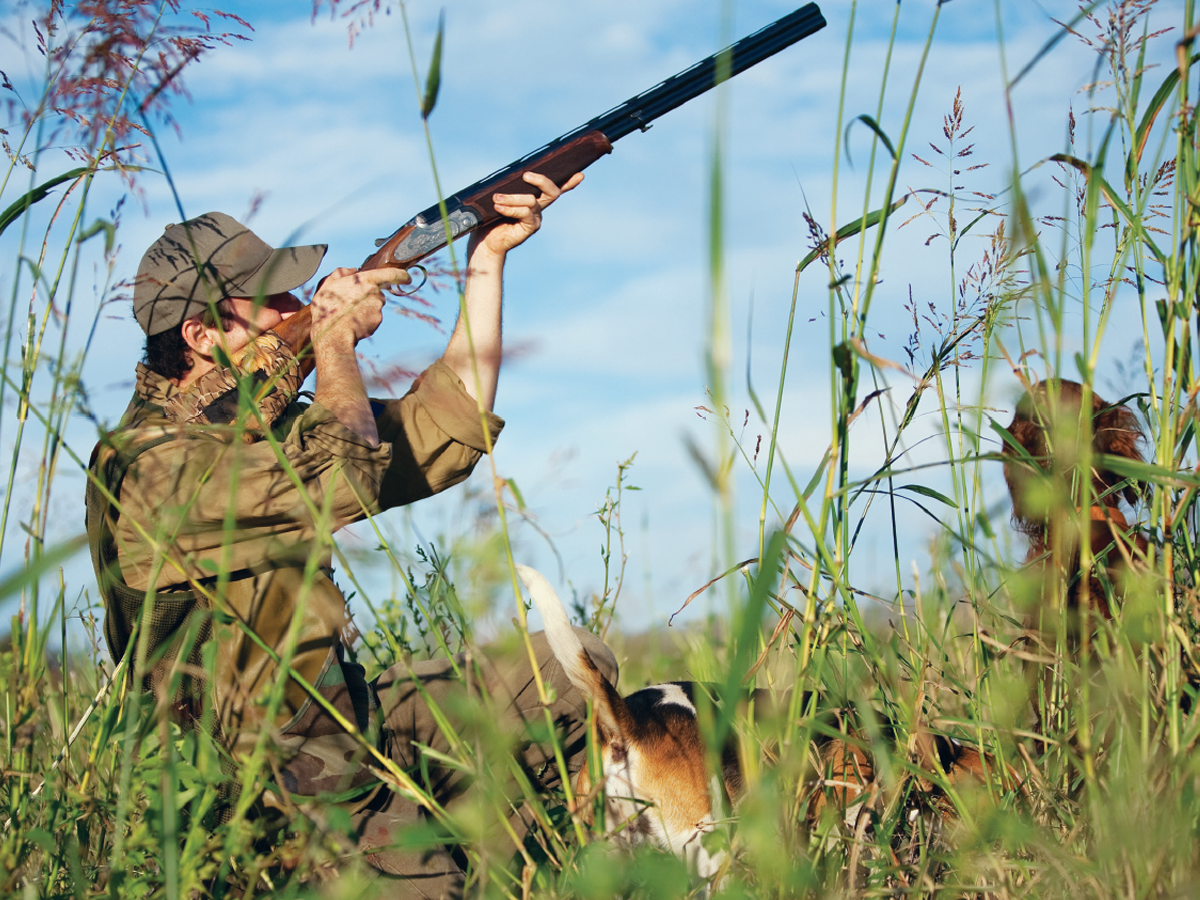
[[310, 266, 408, 446]]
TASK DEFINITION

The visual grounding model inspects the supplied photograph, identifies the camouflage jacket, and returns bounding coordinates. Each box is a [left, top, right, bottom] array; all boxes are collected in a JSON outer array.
[[86, 360, 503, 797]]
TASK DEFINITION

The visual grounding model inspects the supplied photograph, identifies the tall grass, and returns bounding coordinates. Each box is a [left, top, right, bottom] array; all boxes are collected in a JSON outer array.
[[3, 0, 1200, 897]]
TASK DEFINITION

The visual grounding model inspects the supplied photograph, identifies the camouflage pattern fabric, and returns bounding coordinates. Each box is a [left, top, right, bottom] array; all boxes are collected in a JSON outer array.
[[355, 630, 619, 899], [161, 331, 303, 439]]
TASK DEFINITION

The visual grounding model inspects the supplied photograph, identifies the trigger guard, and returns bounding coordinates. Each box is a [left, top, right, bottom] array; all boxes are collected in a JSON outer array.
[[397, 264, 427, 296]]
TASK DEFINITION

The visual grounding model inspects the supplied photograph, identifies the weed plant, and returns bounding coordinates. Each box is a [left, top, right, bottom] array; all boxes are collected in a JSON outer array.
[[4, 0, 1200, 897]]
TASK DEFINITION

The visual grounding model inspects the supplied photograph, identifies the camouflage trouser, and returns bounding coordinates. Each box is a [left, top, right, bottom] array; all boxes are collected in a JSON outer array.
[[349, 629, 618, 900]]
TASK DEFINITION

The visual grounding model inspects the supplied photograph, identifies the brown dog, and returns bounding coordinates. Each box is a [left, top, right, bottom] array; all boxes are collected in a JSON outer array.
[[1003, 379, 1147, 620], [1002, 379, 1152, 751]]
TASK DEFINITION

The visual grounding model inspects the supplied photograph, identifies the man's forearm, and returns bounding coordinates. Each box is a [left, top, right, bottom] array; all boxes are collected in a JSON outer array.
[[313, 333, 380, 447], [442, 240, 504, 411]]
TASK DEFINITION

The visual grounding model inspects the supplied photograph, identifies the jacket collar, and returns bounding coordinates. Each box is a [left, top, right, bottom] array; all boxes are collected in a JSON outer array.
[[135, 363, 179, 406], [119, 363, 179, 426]]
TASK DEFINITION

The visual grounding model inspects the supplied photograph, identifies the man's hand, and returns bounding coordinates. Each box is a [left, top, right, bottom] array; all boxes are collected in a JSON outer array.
[[467, 170, 584, 258], [310, 266, 407, 447], [310, 266, 410, 346]]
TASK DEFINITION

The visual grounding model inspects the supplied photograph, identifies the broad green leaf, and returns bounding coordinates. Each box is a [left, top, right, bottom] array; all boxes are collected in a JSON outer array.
[[976, 508, 995, 540], [802, 448, 832, 500], [1074, 352, 1089, 382], [504, 477, 526, 511], [1127, 53, 1197, 189], [78, 217, 116, 254], [26, 828, 55, 854], [952, 208, 997, 253], [1102, 453, 1200, 489], [896, 483, 956, 508]]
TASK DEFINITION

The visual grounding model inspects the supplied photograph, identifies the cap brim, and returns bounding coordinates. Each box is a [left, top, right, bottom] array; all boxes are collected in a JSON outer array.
[[232, 243, 328, 299]]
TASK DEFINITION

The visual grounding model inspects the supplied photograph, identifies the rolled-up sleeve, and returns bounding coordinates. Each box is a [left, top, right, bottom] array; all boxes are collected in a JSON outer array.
[[374, 360, 504, 510]]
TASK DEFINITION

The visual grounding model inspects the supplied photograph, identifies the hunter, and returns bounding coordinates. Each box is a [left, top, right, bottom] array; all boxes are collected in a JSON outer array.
[[85, 171, 615, 897]]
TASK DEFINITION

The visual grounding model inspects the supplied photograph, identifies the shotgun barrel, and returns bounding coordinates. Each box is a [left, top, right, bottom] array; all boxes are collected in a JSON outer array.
[[364, 3, 826, 270]]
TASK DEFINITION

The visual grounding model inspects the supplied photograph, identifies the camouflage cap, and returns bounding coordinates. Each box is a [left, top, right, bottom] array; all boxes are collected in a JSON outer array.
[[133, 212, 327, 336]]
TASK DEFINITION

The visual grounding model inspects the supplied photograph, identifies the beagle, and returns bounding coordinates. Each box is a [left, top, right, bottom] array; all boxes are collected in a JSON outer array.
[[517, 564, 742, 877], [515, 565, 1006, 879]]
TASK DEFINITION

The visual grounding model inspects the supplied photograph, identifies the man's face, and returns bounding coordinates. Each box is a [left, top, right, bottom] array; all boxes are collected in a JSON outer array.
[[214, 292, 304, 353]]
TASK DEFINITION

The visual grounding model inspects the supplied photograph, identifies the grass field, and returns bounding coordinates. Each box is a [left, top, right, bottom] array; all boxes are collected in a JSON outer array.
[[5, 0, 1200, 897]]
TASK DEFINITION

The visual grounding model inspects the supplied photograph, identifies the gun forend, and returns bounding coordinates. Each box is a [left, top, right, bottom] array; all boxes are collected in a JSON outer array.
[[362, 132, 612, 271]]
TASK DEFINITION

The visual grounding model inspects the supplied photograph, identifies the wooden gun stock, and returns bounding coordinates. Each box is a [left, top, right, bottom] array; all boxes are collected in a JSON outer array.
[[230, 297, 317, 381]]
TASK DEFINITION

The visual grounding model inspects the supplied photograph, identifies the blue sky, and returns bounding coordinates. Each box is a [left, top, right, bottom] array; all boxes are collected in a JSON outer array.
[[0, 0, 1187, 643]]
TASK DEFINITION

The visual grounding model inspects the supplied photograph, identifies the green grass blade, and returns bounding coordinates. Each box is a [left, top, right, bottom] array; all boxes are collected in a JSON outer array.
[[421, 10, 445, 120], [0, 168, 88, 237], [797, 194, 908, 274]]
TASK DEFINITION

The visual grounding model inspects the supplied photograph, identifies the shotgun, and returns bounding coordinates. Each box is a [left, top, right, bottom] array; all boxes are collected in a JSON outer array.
[[247, 4, 825, 374], [365, 3, 826, 272]]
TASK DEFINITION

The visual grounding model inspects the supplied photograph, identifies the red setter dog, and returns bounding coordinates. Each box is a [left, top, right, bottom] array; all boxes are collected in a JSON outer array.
[[1003, 379, 1147, 622]]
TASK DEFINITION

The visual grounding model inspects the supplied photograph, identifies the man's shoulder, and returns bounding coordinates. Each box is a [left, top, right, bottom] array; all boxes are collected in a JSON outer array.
[[89, 414, 228, 474], [90, 391, 315, 468]]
